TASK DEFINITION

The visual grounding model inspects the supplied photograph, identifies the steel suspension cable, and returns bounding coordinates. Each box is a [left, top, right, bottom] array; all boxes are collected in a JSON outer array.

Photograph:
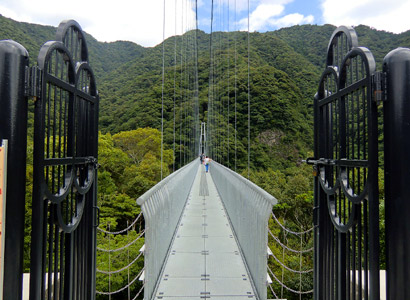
[[96, 268, 145, 296], [161, 0, 166, 180], [195, 0, 200, 157], [221, 1, 225, 163], [268, 228, 313, 254], [97, 4, 203, 299], [268, 214, 314, 298], [189, 3, 197, 160], [219, 0, 224, 162], [216, 2, 220, 162], [97, 212, 143, 235], [186, 3, 191, 161], [271, 212, 315, 235], [247, 0, 251, 179], [268, 267, 314, 295], [185, 0, 191, 163], [269, 249, 313, 274], [183, 12, 186, 166], [97, 230, 145, 253], [268, 283, 279, 299], [208, 0, 214, 158], [97, 220, 145, 298], [173, 0, 178, 172], [180, 0, 184, 168], [186, 1, 194, 162], [185, 7, 189, 163], [218, 0, 222, 163], [213, 4, 218, 161], [234, 0, 237, 172], [227, 0, 230, 168], [184, 21, 188, 165], [132, 282, 145, 300], [189, 1, 194, 161], [97, 251, 144, 275]]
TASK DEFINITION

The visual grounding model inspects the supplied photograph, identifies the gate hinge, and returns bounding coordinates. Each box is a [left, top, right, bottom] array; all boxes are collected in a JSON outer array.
[[25, 66, 42, 99], [371, 71, 387, 104], [313, 206, 319, 226], [85, 156, 99, 169]]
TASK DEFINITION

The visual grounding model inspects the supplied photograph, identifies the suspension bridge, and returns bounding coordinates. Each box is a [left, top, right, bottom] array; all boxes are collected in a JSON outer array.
[[1, 1, 410, 300]]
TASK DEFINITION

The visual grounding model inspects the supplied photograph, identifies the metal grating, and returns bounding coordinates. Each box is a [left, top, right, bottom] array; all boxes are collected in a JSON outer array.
[[153, 165, 256, 299]]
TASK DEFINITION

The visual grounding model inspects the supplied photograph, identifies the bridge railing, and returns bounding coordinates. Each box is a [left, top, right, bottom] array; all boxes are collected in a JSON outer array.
[[136, 159, 198, 300], [210, 161, 277, 300]]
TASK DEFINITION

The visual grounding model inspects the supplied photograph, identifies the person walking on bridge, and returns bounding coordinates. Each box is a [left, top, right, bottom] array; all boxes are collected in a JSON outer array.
[[204, 156, 211, 173]]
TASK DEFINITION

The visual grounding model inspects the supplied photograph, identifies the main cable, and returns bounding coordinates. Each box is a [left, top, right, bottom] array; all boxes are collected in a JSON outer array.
[[161, 0, 166, 180], [234, 0, 237, 172], [173, 0, 178, 172], [195, 0, 200, 157], [247, 0, 251, 179], [180, 0, 184, 168], [208, 0, 214, 158], [227, 0, 230, 168]]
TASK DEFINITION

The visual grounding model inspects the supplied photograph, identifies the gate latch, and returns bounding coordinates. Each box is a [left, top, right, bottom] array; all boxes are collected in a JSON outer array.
[[25, 66, 42, 100], [85, 156, 99, 169], [303, 157, 336, 176], [372, 71, 387, 104], [303, 157, 336, 166]]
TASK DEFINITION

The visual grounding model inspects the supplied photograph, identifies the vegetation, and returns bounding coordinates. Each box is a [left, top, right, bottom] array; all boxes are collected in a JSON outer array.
[[1, 14, 409, 299], [96, 128, 171, 298]]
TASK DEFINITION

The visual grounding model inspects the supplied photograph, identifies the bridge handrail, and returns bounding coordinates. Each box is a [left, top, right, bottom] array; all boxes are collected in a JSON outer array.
[[137, 161, 193, 205], [136, 159, 198, 300], [210, 161, 277, 300]]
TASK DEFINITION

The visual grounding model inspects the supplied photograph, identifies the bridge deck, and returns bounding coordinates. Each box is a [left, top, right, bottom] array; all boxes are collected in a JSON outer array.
[[153, 164, 256, 299]]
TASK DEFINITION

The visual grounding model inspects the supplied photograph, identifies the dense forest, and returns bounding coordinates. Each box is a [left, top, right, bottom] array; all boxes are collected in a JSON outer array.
[[1, 14, 410, 299]]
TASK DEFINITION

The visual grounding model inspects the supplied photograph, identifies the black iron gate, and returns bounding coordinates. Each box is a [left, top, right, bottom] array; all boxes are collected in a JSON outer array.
[[312, 26, 380, 300], [29, 20, 99, 300]]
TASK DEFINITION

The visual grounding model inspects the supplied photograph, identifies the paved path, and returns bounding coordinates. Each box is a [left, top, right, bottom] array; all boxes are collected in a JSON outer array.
[[153, 165, 256, 299]]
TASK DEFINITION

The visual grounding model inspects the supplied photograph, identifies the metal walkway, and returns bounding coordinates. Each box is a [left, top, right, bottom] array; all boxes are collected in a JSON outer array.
[[153, 165, 256, 299]]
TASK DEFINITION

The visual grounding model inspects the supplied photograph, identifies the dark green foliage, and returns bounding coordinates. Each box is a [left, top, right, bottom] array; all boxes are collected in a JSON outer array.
[[272, 24, 337, 69], [96, 231, 145, 299], [96, 129, 170, 299], [0, 15, 143, 76]]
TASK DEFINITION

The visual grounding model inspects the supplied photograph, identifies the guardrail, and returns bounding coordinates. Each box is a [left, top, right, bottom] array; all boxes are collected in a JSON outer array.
[[210, 161, 277, 300], [136, 159, 198, 300]]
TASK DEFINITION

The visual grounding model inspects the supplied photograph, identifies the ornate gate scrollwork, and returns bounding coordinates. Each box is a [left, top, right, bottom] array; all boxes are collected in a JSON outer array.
[[30, 20, 99, 300], [314, 26, 380, 300]]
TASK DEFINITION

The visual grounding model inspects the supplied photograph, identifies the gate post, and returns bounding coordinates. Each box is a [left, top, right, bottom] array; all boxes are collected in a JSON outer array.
[[0, 40, 29, 300], [383, 47, 410, 300]]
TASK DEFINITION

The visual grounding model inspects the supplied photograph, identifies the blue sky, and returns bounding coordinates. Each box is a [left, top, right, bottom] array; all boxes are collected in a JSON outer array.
[[196, 0, 323, 33], [0, 0, 409, 47]]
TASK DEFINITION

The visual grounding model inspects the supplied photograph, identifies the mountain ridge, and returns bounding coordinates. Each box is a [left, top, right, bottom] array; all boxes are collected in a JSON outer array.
[[2, 15, 410, 170]]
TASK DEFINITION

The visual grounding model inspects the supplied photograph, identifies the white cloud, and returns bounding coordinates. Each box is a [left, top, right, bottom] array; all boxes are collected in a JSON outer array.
[[238, 0, 314, 31], [321, 0, 410, 33], [216, 0, 293, 13], [273, 13, 314, 28], [241, 3, 284, 31], [0, 0, 196, 47]]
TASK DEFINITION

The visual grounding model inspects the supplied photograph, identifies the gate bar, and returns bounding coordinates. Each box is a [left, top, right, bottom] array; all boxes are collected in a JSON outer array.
[[0, 40, 29, 300], [383, 47, 410, 300]]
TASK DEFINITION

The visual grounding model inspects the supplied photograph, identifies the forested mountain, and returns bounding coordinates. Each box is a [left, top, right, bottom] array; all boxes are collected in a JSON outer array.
[[0, 15, 144, 77], [3, 15, 410, 158], [2, 12, 410, 225], [273, 24, 410, 69]]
